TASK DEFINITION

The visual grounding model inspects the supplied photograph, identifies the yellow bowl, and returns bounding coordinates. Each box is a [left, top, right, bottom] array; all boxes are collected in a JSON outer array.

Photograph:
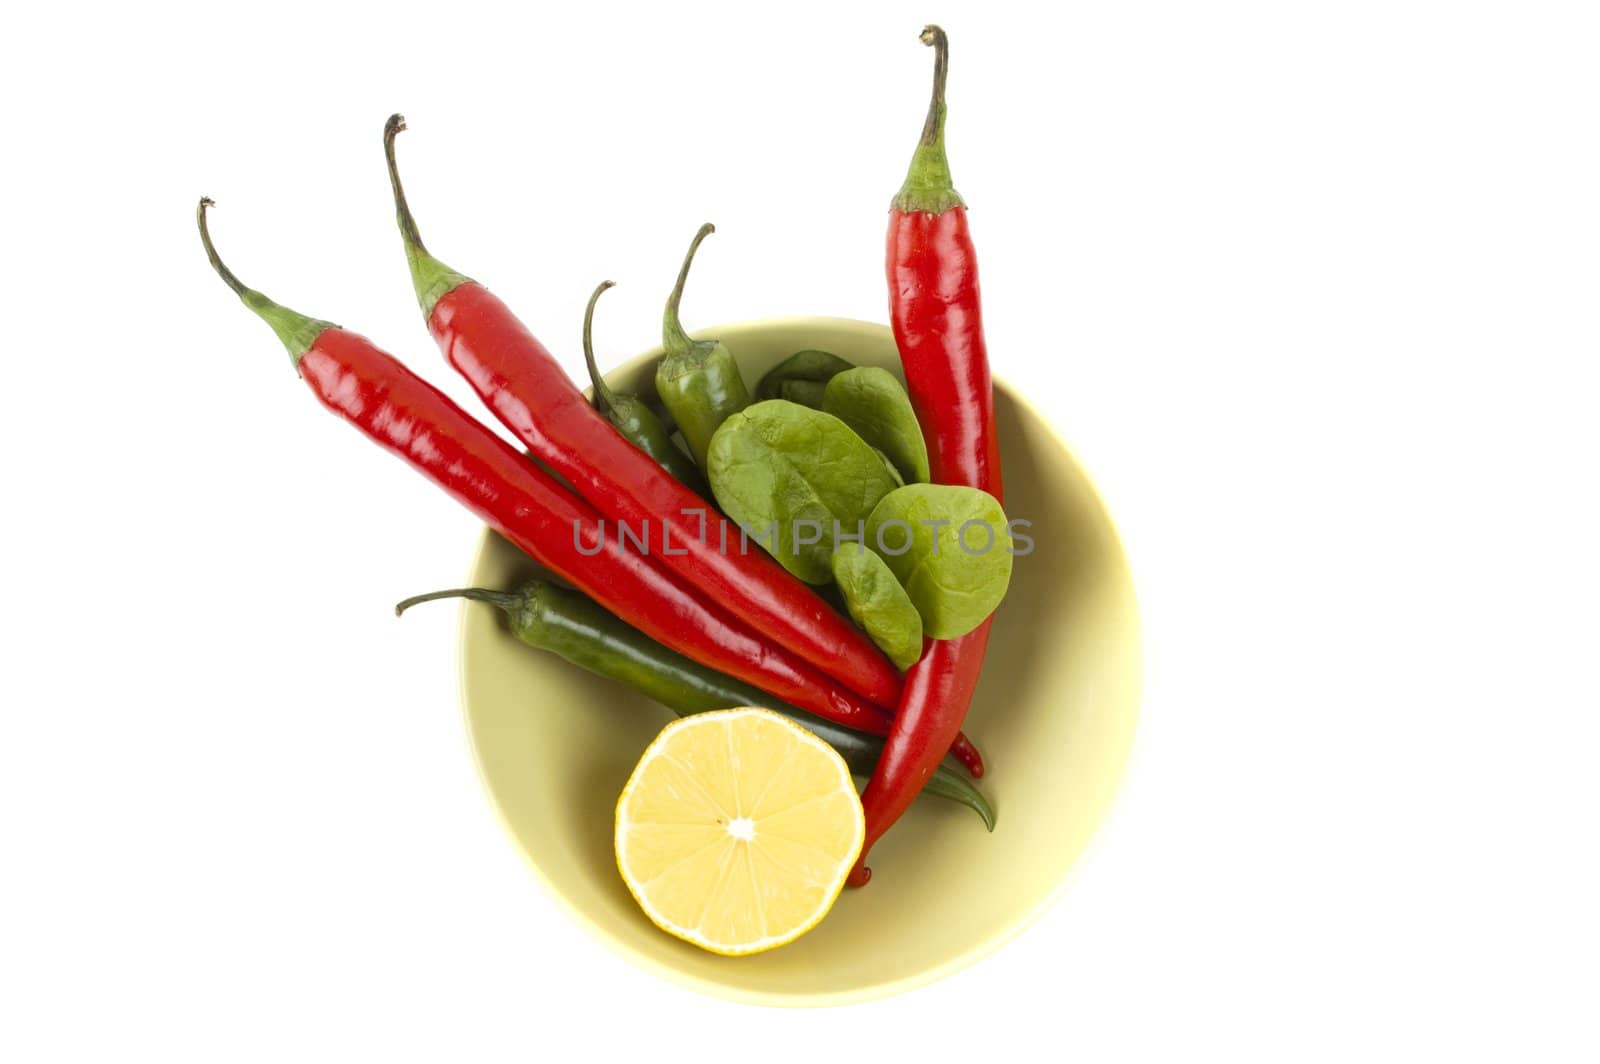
[[458, 317, 1141, 1006]]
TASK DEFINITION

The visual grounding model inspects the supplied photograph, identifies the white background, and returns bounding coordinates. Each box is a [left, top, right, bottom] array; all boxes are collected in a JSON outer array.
[[3, 1, 1597, 1059]]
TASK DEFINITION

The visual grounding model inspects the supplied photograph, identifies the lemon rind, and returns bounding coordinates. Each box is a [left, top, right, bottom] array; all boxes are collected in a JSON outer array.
[[614, 706, 866, 956]]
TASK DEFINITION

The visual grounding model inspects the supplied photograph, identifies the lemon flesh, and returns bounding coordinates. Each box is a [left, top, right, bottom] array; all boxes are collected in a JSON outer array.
[[614, 707, 866, 955]]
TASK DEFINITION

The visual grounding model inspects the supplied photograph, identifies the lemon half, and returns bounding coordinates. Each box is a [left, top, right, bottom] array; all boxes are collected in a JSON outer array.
[[614, 707, 866, 956]]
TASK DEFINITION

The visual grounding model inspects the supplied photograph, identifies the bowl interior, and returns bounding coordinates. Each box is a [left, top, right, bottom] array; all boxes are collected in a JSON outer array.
[[459, 317, 1140, 1005]]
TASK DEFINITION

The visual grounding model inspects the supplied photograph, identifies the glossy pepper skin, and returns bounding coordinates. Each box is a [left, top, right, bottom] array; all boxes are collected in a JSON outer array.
[[379, 118, 936, 731], [580, 280, 710, 497], [652, 223, 753, 470], [196, 199, 909, 745], [394, 582, 995, 830], [851, 26, 1004, 886], [888, 208, 1003, 497]]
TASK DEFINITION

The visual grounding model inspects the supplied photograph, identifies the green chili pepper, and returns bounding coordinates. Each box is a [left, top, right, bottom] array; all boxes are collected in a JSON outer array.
[[654, 224, 752, 470], [581, 280, 709, 496], [755, 349, 856, 401], [396, 580, 993, 830], [648, 400, 677, 434]]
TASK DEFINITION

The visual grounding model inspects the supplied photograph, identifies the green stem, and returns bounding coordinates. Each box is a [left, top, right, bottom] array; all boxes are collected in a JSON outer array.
[[891, 25, 965, 214], [382, 115, 428, 253], [662, 223, 714, 354], [582, 280, 620, 413], [394, 587, 526, 617], [917, 25, 950, 147], [383, 114, 472, 320], [196, 197, 333, 364]]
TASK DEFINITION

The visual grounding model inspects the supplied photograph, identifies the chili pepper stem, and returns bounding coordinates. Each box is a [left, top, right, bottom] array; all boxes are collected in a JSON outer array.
[[891, 25, 965, 215], [582, 281, 621, 414], [382, 114, 473, 319], [196, 198, 333, 364], [662, 223, 715, 355], [394, 586, 526, 617]]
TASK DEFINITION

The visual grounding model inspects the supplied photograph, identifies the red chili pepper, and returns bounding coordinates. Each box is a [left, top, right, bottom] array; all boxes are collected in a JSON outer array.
[[380, 117, 910, 713], [850, 27, 1003, 885], [196, 198, 919, 747]]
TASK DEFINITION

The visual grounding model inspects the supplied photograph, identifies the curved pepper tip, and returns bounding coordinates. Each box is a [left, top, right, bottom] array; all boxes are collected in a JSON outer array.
[[846, 861, 871, 889], [953, 734, 986, 778]]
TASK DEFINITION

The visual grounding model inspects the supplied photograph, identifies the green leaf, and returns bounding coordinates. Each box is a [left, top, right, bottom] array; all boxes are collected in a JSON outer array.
[[754, 349, 855, 401], [778, 379, 828, 409], [707, 400, 900, 584], [871, 446, 906, 488], [831, 542, 924, 671], [822, 367, 931, 485], [865, 484, 1013, 639]]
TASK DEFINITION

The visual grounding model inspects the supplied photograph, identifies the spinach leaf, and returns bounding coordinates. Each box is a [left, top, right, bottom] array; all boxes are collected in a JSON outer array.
[[822, 367, 931, 484], [871, 446, 906, 488], [865, 484, 1013, 639], [778, 379, 828, 409], [754, 349, 855, 401], [831, 542, 924, 671], [707, 400, 899, 584]]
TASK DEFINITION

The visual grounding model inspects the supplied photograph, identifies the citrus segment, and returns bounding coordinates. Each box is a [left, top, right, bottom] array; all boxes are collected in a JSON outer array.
[[615, 707, 865, 955]]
